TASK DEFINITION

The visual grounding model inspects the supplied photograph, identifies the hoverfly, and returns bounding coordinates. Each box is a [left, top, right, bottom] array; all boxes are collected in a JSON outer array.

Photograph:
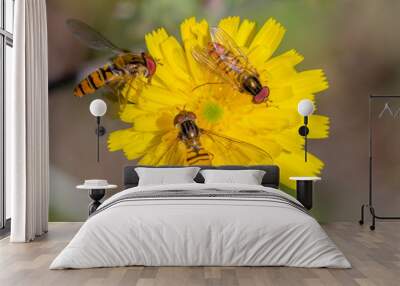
[[157, 109, 273, 165], [66, 19, 157, 104], [192, 27, 269, 104], [173, 110, 212, 165]]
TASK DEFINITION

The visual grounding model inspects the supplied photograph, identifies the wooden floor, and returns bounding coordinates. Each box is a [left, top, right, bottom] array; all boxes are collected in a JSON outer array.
[[0, 222, 399, 286]]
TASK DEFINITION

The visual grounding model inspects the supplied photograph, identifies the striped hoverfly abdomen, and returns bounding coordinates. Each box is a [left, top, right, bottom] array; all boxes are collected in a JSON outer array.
[[73, 62, 123, 97]]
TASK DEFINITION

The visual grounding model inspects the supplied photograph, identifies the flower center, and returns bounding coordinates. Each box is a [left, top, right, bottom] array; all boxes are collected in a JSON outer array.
[[202, 102, 224, 124]]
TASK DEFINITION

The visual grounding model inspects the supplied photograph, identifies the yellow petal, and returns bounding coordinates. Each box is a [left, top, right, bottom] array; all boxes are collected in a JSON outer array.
[[269, 86, 295, 104], [262, 50, 304, 84], [108, 129, 156, 160], [248, 46, 272, 67], [108, 129, 130, 151], [119, 104, 147, 123], [238, 107, 297, 131], [134, 111, 175, 132], [151, 64, 190, 93], [292, 69, 329, 95], [274, 128, 303, 153], [249, 18, 285, 61], [140, 85, 190, 106], [160, 36, 190, 82], [145, 28, 169, 61], [150, 37, 193, 91], [308, 115, 330, 139], [146, 29, 192, 91], [180, 17, 210, 83], [139, 132, 186, 165], [264, 49, 304, 70], [217, 16, 240, 38], [235, 19, 257, 47], [136, 96, 170, 112], [275, 152, 324, 189]]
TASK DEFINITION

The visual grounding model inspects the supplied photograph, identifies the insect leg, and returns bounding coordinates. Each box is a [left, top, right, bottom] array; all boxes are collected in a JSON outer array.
[[192, 82, 228, 92], [105, 81, 125, 108], [122, 76, 141, 105]]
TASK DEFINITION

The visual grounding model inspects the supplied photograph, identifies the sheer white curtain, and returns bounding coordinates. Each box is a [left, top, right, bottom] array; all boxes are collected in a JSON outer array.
[[7, 0, 49, 242]]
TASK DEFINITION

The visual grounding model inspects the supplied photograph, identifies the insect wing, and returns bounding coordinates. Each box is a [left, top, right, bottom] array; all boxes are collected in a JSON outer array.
[[154, 137, 187, 165], [202, 130, 273, 164], [66, 19, 126, 54], [210, 27, 250, 69], [192, 45, 241, 90], [192, 45, 220, 72]]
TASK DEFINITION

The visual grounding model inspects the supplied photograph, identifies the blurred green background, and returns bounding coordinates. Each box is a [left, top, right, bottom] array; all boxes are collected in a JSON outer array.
[[47, 0, 400, 222]]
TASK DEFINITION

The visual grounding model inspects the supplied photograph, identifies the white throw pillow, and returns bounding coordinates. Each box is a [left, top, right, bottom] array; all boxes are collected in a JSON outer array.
[[200, 169, 266, 185], [135, 167, 201, 186]]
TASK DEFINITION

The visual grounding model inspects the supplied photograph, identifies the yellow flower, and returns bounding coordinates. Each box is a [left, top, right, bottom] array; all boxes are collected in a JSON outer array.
[[108, 16, 329, 189]]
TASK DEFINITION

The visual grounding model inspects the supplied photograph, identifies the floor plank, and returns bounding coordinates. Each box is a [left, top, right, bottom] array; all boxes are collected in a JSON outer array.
[[0, 222, 399, 286]]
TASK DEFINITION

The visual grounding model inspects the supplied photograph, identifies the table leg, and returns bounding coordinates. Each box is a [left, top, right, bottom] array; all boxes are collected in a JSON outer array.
[[88, 189, 105, 215], [296, 180, 313, 210]]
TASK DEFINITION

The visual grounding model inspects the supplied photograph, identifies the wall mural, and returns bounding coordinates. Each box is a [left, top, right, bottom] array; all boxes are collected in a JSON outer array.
[[71, 16, 329, 190]]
